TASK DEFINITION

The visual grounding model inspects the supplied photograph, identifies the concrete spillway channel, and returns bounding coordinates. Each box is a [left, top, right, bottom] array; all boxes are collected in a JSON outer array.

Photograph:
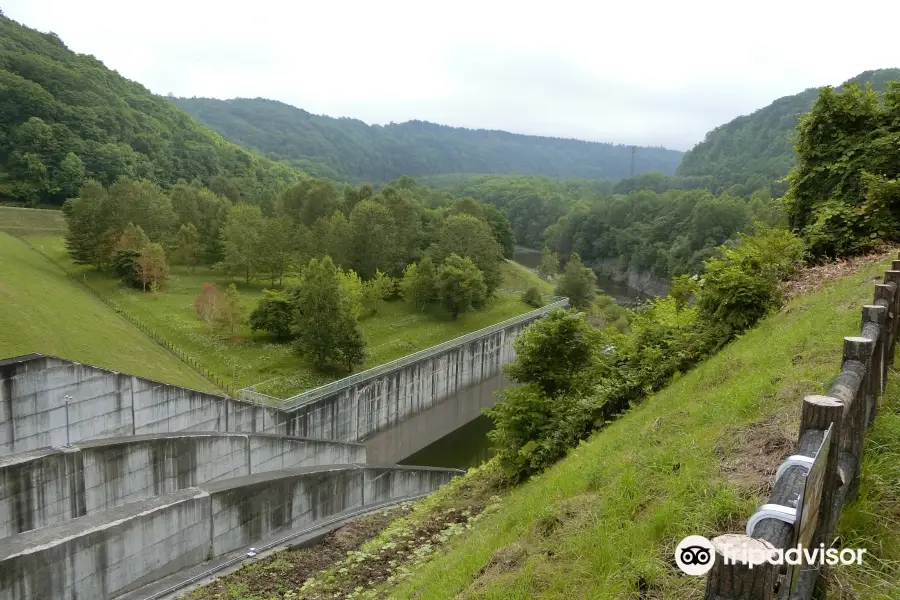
[[0, 461, 461, 600]]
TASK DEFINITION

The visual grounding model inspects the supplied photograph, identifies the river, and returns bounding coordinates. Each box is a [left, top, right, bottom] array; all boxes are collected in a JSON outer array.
[[512, 246, 649, 305]]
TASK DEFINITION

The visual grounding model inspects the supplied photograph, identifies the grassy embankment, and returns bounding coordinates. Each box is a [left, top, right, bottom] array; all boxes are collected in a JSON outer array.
[[0, 232, 217, 392], [178, 258, 900, 600], [28, 235, 551, 398]]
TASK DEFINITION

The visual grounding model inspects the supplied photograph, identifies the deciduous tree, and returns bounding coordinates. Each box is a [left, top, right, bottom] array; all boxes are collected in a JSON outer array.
[[554, 253, 596, 309], [437, 254, 487, 319], [194, 283, 223, 331], [221, 204, 264, 283]]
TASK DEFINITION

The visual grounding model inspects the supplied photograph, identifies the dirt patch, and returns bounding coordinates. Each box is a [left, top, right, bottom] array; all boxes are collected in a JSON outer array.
[[183, 507, 406, 599], [229, 337, 248, 344], [299, 504, 487, 599], [781, 248, 897, 301], [719, 415, 794, 497], [458, 543, 531, 598]]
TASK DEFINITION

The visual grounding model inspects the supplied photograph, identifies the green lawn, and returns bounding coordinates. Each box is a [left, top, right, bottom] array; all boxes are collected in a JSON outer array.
[[31, 236, 547, 398], [0, 233, 216, 392], [385, 258, 899, 599], [0, 205, 66, 237]]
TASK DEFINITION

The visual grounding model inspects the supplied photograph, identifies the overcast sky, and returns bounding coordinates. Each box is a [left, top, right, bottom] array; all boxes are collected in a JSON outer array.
[[4, 0, 899, 150]]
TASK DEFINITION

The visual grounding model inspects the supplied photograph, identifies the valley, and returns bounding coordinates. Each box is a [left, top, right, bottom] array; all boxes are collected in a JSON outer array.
[[1, 6, 900, 600]]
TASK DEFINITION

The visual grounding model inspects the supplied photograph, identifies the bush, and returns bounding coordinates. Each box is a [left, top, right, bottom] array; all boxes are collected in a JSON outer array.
[[697, 227, 804, 333], [249, 289, 294, 339], [522, 286, 543, 307]]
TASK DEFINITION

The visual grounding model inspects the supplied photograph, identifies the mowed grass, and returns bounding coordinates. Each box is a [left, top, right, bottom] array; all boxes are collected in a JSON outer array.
[[388, 259, 899, 599], [31, 236, 547, 398], [0, 233, 216, 392], [0, 205, 66, 237]]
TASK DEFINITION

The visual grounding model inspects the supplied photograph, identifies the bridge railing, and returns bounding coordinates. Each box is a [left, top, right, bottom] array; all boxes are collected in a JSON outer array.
[[240, 298, 569, 410]]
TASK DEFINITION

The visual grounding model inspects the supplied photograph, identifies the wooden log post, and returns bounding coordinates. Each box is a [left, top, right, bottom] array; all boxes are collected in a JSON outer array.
[[838, 336, 875, 497], [705, 535, 777, 600], [799, 395, 845, 596], [861, 305, 886, 423], [873, 283, 896, 381], [884, 271, 900, 364]]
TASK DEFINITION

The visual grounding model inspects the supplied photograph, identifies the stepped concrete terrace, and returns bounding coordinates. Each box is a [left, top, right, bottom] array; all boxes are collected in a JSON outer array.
[[0, 464, 459, 600], [0, 432, 366, 537]]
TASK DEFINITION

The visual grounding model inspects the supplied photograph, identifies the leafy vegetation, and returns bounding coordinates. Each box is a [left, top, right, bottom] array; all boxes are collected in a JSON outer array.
[[489, 227, 805, 482], [0, 15, 299, 207], [787, 81, 900, 259], [678, 68, 900, 198], [169, 97, 684, 183], [0, 232, 214, 391]]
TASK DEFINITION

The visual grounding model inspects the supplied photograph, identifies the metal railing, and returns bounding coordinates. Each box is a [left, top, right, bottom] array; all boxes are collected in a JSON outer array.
[[241, 298, 569, 411]]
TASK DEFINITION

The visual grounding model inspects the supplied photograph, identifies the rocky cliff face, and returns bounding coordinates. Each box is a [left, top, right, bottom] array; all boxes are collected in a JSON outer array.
[[591, 258, 670, 298]]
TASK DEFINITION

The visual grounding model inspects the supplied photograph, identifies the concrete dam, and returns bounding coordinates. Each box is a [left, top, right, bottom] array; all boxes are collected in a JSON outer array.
[[0, 300, 566, 599]]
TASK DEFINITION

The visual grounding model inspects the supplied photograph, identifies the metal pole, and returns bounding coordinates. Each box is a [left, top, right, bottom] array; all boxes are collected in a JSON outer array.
[[64, 394, 72, 447]]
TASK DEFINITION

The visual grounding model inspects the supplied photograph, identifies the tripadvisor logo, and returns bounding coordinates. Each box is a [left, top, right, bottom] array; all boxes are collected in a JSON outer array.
[[675, 535, 868, 576], [675, 536, 715, 576]]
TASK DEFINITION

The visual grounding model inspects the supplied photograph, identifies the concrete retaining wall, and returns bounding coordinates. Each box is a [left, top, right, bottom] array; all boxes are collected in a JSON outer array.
[[0, 465, 459, 600], [281, 316, 532, 447], [0, 432, 365, 537], [0, 355, 285, 456]]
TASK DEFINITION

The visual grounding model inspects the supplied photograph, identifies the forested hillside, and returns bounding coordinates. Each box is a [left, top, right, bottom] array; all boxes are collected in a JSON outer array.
[[0, 14, 299, 207], [169, 97, 684, 183], [677, 68, 900, 196]]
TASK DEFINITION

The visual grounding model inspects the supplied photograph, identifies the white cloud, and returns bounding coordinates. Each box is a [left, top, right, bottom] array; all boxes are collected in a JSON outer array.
[[4, 0, 900, 150]]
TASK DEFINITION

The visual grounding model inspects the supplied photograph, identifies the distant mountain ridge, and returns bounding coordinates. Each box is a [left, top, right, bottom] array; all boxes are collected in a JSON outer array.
[[169, 97, 684, 183], [677, 68, 900, 196]]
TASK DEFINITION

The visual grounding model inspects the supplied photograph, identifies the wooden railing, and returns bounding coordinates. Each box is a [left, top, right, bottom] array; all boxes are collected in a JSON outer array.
[[704, 258, 900, 599]]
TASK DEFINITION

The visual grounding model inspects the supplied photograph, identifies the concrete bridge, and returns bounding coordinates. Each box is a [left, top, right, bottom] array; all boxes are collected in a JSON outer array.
[[0, 300, 566, 599]]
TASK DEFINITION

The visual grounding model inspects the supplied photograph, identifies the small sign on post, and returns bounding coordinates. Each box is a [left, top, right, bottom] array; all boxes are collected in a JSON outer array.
[[789, 423, 833, 594]]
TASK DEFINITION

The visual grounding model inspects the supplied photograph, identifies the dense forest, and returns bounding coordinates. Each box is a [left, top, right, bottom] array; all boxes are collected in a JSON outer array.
[[0, 14, 299, 207], [677, 68, 900, 197], [169, 97, 684, 183]]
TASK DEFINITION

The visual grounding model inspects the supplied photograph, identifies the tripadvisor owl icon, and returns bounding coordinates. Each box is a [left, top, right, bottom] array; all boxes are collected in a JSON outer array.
[[675, 535, 715, 576]]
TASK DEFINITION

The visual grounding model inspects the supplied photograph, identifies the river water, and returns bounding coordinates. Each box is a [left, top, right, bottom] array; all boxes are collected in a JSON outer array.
[[512, 246, 649, 305], [400, 251, 650, 471]]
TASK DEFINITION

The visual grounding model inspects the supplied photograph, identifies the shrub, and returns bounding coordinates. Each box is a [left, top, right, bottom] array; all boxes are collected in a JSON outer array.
[[697, 227, 804, 333], [522, 286, 543, 307], [249, 289, 294, 339]]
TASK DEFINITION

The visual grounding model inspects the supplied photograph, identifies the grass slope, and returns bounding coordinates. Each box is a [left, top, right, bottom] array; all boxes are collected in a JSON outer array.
[[31, 236, 548, 397], [0, 233, 216, 392], [0, 206, 66, 237], [390, 259, 900, 599]]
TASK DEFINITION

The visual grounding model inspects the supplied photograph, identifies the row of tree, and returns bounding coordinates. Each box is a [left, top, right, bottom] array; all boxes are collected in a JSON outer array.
[[63, 175, 514, 293]]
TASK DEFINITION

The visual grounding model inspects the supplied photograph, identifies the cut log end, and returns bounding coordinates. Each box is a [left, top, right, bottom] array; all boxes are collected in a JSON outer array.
[[705, 535, 777, 600]]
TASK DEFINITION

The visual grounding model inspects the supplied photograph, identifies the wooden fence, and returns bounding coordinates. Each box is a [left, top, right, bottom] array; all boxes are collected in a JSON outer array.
[[704, 259, 900, 599]]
